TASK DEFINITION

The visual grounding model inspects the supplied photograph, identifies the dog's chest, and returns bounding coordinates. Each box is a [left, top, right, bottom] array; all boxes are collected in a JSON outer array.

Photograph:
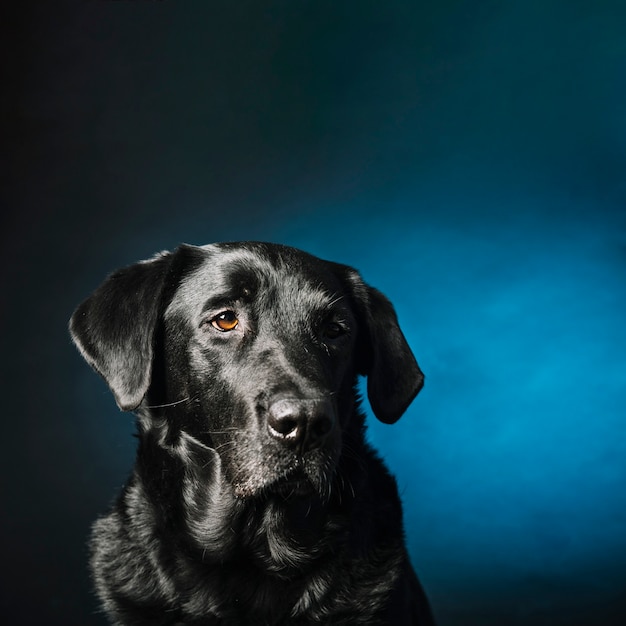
[[180, 564, 393, 626]]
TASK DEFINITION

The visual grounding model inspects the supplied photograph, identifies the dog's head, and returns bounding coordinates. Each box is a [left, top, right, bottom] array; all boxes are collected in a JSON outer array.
[[70, 242, 423, 501]]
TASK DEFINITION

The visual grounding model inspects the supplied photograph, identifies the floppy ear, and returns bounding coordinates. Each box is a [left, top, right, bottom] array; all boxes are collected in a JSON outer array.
[[335, 265, 424, 424], [361, 286, 424, 423], [69, 250, 175, 411]]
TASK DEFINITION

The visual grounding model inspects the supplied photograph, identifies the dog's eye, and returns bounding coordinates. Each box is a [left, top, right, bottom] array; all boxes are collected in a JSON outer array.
[[210, 311, 239, 332], [323, 321, 346, 340]]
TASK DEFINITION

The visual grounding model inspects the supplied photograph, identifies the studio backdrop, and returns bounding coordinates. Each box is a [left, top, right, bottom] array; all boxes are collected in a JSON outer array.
[[3, 2, 625, 624]]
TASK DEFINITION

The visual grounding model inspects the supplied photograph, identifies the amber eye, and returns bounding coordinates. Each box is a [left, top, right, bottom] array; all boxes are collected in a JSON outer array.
[[210, 311, 239, 332]]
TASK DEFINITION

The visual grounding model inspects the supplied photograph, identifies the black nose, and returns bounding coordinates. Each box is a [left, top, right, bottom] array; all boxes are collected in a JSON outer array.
[[267, 398, 335, 451]]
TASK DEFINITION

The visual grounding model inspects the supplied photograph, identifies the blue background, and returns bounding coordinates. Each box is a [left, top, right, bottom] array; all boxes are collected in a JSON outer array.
[[2, 1, 625, 624]]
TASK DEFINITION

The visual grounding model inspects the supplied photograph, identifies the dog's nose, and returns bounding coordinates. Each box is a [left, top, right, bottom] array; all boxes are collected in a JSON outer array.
[[267, 398, 334, 451]]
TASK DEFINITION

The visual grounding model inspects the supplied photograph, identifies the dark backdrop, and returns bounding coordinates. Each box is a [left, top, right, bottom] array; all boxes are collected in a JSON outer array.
[[2, 1, 625, 624]]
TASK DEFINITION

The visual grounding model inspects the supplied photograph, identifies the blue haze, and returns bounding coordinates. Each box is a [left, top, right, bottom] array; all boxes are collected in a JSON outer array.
[[3, 1, 626, 624]]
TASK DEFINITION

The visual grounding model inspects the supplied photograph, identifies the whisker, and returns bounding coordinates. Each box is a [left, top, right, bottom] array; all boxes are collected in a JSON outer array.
[[341, 442, 368, 473], [143, 397, 190, 409], [346, 474, 356, 500], [325, 293, 346, 309], [204, 428, 239, 437]]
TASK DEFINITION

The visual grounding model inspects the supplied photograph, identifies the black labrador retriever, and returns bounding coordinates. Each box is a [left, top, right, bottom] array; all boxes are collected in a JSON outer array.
[[70, 242, 434, 625]]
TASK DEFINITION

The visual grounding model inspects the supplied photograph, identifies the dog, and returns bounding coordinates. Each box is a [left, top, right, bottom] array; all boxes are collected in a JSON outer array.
[[70, 242, 434, 625]]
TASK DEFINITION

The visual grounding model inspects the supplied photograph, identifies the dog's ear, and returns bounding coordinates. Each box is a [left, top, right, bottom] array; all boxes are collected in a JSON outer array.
[[360, 286, 424, 423], [335, 265, 424, 424], [69, 250, 176, 411]]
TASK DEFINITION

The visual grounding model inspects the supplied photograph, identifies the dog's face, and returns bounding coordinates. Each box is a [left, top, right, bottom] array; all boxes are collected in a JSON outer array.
[[162, 244, 360, 499], [70, 242, 423, 503]]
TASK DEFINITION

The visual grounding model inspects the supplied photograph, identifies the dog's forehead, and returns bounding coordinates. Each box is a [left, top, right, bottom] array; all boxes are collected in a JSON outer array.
[[168, 243, 346, 318]]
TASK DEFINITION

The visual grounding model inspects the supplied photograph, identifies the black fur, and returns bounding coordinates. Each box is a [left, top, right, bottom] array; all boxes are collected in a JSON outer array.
[[70, 242, 435, 625]]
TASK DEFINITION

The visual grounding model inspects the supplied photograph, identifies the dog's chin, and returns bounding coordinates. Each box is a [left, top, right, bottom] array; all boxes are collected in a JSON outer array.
[[233, 467, 328, 502]]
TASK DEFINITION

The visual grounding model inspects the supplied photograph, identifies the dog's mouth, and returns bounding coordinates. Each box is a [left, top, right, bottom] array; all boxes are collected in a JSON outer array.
[[230, 443, 340, 501], [233, 462, 331, 502]]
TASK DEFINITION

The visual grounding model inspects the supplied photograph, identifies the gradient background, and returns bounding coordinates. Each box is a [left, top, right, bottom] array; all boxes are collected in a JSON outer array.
[[3, 1, 626, 624]]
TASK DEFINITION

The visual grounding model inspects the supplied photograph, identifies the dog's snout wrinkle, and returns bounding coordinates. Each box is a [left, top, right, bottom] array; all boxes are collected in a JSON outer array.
[[267, 398, 334, 452]]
